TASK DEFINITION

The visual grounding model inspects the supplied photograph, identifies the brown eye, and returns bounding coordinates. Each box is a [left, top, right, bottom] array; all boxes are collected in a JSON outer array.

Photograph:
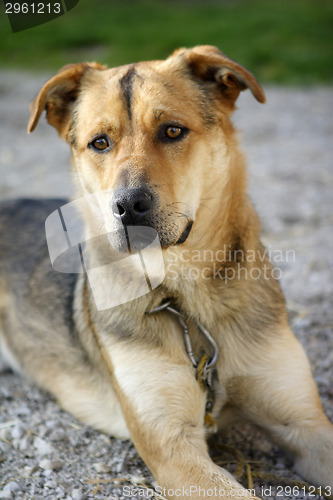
[[90, 136, 110, 151], [166, 126, 183, 139]]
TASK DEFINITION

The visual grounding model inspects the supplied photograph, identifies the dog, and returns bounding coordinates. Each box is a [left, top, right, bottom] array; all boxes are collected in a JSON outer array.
[[0, 46, 332, 499]]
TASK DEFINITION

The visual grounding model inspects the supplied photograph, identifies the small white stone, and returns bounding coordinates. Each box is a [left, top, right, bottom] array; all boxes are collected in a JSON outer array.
[[39, 458, 64, 471], [16, 406, 31, 416], [0, 428, 11, 444], [55, 487, 66, 498], [0, 442, 10, 454], [130, 475, 145, 485], [71, 487, 83, 500], [21, 465, 38, 478], [34, 437, 55, 457], [42, 469, 53, 478], [93, 462, 111, 473], [18, 435, 32, 451], [0, 490, 12, 499], [11, 423, 27, 440], [45, 480, 57, 489], [3, 481, 20, 493], [49, 429, 67, 441]]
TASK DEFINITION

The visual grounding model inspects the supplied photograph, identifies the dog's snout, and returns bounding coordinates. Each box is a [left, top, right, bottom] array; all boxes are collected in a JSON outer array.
[[112, 188, 154, 225]]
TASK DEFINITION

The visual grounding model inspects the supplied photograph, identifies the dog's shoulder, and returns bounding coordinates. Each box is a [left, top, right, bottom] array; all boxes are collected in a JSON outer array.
[[0, 198, 77, 329], [0, 198, 66, 254]]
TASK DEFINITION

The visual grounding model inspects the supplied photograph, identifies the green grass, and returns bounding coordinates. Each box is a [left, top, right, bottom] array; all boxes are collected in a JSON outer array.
[[0, 0, 332, 84]]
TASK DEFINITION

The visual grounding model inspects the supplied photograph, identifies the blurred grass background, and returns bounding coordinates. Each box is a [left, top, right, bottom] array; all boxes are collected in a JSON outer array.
[[0, 0, 332, 84]]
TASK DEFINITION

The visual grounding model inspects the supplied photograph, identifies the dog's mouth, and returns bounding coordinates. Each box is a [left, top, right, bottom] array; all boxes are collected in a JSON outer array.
[[107, 226, 160, 254], [175, 221, 193, 245], [107, 220, 194, 253]]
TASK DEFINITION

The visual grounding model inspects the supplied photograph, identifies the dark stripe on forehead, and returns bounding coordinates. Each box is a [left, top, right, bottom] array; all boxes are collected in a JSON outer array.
[[119, 66, 136, 119]]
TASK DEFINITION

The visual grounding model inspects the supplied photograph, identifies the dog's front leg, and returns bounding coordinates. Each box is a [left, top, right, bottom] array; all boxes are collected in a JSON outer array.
[[107, 339, 257, 500], [224, 326, 333, 490]]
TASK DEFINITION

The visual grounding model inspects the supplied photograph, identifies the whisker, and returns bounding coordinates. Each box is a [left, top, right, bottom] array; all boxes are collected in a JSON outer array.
[[198, 203, 213, 213], [174, 212, 190, 220], [200, 197, 220, 202], [168, 201, 191, 209]]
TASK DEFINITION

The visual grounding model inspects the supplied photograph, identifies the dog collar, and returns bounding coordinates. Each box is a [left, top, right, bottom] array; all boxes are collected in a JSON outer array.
[[148, 300, 219, 429]]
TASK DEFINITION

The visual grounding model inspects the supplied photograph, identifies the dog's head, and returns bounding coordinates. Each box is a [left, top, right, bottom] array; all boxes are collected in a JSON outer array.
[[29, 46, 264, 250]]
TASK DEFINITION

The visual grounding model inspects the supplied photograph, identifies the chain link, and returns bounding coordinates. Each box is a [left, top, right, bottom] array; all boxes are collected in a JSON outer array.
[[148, 300, 219, 394]]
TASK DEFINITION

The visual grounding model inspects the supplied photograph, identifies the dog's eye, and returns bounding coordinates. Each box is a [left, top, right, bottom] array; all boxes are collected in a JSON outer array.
[[165, 126, 183, 139], [89, 136, 110, 152], [160, 125, 188, 143]]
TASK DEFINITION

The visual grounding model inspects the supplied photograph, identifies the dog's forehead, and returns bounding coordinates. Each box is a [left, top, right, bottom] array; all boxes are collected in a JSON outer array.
[[78, 59, 210, 127], [101, 58, 188, 92]]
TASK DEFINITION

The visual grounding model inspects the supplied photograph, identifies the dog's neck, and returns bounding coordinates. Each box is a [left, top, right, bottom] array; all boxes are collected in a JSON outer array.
[[157, 146, 262, 324], [170, 140, 260, 259]]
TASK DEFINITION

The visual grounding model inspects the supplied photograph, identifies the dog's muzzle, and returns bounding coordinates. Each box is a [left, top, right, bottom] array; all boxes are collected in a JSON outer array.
[[111, 187, 154, 226], [110, 187, 193, 248]]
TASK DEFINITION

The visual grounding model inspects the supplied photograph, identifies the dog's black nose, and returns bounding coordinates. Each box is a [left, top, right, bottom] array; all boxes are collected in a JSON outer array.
[[111, 188, 154, 225]]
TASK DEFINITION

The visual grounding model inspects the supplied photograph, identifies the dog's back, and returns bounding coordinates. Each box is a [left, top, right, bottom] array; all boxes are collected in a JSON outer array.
[[0, 198, 77, 373]]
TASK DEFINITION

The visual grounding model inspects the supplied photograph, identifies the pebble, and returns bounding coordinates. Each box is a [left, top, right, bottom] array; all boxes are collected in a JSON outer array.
[[55, 487, 66, 498], [0, 491, 12, 500], [0, 428, 11, 444], [45, 419, 59, 429], [0, 441, 11, 454], [93, 462, 112, 473], [0, 482, 20, 498], [39, 458, 64, 471], [0, 387, 11, 399], [71, 487, 83, 500], [18, 434, 33, 451], [11, 422, 27, 440], [42, 469, 54, 478], [21, 465, 39, 477], [34, 436, 55, 457], [16, 405, 31, 416], [45, 479, 57, 489], [3, 482, 20, 493], [49, 428, 67, 441]]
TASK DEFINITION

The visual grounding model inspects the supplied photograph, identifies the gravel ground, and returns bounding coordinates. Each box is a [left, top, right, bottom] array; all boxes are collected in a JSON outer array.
[[0, 70, 332, 499]]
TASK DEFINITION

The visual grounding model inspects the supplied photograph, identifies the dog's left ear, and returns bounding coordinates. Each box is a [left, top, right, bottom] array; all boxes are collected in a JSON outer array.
[[28, 61, 106, 137], [174, 45, 265, 105]]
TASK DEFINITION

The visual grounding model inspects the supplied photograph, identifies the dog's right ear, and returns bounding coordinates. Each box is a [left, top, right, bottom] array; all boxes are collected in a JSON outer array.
[[28, 62, 106, 137], [172, 45, 265, 106]]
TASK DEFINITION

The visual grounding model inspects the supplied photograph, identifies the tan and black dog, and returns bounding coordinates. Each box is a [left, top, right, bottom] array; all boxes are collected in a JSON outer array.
[[0, 46, 332, 498]]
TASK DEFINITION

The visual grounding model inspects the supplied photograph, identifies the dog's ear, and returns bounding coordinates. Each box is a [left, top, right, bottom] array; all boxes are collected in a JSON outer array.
[[174, 45, 265, 105], [28, 62, 106, 137]]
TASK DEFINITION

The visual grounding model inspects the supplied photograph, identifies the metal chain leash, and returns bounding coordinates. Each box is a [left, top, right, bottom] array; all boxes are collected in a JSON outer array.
[[148, 300, 219, 424]]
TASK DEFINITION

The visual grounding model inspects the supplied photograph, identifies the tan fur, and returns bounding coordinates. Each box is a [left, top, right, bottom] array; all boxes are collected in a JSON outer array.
[[1, 46, 332, 499]]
